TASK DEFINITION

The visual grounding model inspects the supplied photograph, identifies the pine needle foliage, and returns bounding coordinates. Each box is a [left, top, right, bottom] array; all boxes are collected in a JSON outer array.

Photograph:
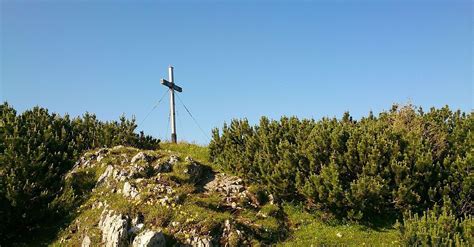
[[397, 206, 473, 246], [209, 104, 473, 221]]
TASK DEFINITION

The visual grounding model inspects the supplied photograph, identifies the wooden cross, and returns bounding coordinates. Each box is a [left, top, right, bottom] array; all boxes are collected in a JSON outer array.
[[161, 66, 183, 143]]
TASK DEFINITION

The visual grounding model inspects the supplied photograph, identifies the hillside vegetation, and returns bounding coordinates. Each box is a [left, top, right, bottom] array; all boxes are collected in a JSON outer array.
[[1, 103, 472, 246], [39, 144, 401, 246], [210, 105, 472, 219], [48, 145, 289, 246], [0, 103, 159, 243], [209, 104, 473, 245]]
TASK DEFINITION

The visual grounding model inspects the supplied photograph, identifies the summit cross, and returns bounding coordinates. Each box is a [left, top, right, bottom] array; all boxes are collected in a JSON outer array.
[[161, 66, 183, 143]]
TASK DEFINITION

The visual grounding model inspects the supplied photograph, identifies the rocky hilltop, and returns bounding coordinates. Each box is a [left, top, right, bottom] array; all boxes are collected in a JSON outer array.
[[54, 146, 284, 247]]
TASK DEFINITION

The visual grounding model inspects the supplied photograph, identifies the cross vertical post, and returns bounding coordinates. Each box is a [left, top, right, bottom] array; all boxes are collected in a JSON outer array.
[[161, 66, 183, 144], [168, 66, 177, 143]]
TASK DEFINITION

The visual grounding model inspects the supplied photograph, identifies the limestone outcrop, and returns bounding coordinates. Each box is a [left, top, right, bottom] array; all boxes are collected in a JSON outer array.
[[132, 230, 166, 247], [99, 210, 129, 247], [57, 146, 282, 246]]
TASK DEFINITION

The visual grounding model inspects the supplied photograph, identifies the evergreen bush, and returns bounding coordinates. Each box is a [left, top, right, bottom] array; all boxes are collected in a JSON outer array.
[[0, 102, 159, 242], [397, 206, 473, 246], [209, 104, 473, 220]]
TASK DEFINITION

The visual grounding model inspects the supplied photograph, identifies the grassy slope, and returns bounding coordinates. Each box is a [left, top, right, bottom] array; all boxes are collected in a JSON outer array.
[[48, 142, 401, 246], [279, 203, 399, 246], [177, 142, 401, 246], [50, 143, 284, 246], [160, 142, 209, 165]]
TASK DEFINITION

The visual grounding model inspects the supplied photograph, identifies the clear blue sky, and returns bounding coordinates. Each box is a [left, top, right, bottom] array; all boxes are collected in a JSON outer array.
[[1, 0, 472, 144]]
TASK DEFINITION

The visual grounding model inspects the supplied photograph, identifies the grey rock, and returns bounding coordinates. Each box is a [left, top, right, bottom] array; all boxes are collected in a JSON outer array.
[[188, 236, 212, 247], [82, 159, 92, 168], [268, 194, 275, 205], [69, 152, 96, 175], [185, 156, 193, 163], [221, 219, 242, 246], [123, 181, 139, 198], [112, 145, 125, 150], [132, 213, 144, 226], [81, 235, 91, 247], [96, 148, 109, 162], [185, 163, 210, 183], [97, 165, 114, 185], [154, 162, 172, 173], [131, 152, 154, 164], [128, 223, 144, 234], [113, 168, 129, 181], [169, 155, 179, 165], [132, 230, 166, 247], [204, 173, 244, 195], [73, 156, 87, 169], [99, 210, 129, 247], [129, 164, 148, 178], [92, 201, 104, 209], [96, 148, 109, 155]]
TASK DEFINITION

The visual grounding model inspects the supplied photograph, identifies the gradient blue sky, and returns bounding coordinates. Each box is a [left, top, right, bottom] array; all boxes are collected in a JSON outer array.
[[1, 0, 472, 144]]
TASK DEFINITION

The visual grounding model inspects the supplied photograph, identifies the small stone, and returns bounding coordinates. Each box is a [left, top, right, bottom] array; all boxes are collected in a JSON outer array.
[[81, 235, 91, 247], [154, 162, 172, 173], [188, 236, 212, 247], [96, 148, 109, 162], [132, 213, 144, 225], [93, 201, 104, 209], [171, 221, 180, 227], [113, 169, 129, 181], [123, 182, 139, 198], [132, 230, 166, 247], [169, 155, 179, 164], [83, 159, 92, 168], [112, 145, 125, 150], [204, 173, 245, 197], [159, 196, 169, 205], [128, 223, 144, 234], [131, 152, 154, 164], [257, 211, 268, 218], [268, 194, 275, 205]]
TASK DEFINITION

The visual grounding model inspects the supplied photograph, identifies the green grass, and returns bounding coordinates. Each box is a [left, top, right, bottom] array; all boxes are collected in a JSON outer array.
[[160, 142, 209, 163], [139, 203, 175, 229], [174, 203, 233, 233], [279, 203, 400, 246], [280, 221, 400, 246]]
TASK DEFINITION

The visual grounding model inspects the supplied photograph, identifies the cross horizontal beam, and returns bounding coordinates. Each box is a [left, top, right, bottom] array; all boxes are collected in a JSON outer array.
[[161, 79, 182, 92]]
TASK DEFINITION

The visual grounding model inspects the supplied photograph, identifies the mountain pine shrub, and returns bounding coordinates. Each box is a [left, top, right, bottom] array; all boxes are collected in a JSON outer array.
[[209, 104, 473, 221], [0, 102, 159, 242], [397, 206, 473, 246]]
